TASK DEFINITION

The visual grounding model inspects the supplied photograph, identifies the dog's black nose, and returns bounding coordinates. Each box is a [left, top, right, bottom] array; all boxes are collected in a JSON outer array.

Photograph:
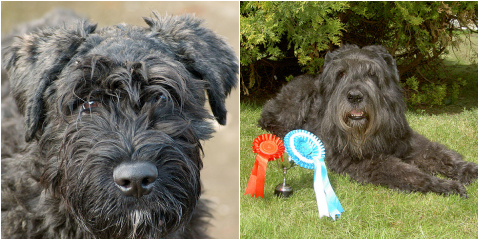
[[347, 90, 363, 103], [113, 162, 158, 198]]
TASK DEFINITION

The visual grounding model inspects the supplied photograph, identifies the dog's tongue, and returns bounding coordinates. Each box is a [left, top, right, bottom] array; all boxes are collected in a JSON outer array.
[[350, 109, 363, 116]]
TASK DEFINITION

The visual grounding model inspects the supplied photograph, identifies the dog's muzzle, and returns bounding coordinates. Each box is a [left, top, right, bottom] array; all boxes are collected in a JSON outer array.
[[346, 90, 367, 121]]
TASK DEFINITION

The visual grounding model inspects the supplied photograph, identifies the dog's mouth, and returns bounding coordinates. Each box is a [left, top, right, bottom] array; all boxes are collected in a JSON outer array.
[[348, 109, 367, 120]]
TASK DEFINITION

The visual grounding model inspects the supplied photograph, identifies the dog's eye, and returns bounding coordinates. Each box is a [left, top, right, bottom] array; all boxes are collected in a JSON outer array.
[[153, 94, 166, 103], [81, 100, 100, 114], [337, 71, 345, 80]]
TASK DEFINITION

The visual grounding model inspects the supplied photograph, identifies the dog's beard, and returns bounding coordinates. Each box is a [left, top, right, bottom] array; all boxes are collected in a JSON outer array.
[[40, 106, 203, 238], [338, 105, 373, 157], [326, 87, 381, 158]]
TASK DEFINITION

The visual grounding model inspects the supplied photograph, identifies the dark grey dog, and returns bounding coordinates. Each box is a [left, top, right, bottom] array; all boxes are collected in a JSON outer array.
[[259, 45, 477, 197], [2, 10, 238, 238]]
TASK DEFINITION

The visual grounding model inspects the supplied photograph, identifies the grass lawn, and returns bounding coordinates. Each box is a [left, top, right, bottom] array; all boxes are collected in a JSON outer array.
[[240, 33, 478, 239]]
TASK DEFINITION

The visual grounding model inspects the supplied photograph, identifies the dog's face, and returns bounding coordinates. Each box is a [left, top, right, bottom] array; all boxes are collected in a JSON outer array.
[[3, 13, 238, 238], [319, 45, 406, 155]]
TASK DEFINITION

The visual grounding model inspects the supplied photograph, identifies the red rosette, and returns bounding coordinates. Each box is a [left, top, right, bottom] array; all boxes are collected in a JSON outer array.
[[252, 134, 285, 161], [245, 134, 285, 198]]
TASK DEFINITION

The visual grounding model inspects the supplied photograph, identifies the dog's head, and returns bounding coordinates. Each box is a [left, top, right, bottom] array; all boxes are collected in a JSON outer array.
[[3, 13, 238, 238], [319, 45, 407, 156]]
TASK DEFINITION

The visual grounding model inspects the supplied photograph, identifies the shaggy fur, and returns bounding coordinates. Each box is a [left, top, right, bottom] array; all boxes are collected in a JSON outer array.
[[259, 45, 477, 197], [2, 10, 238, 238]]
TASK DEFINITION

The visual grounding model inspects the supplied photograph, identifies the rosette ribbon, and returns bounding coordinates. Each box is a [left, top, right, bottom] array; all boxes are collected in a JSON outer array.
[[284, 130, 344, 220], [245, 134, 285, 198]]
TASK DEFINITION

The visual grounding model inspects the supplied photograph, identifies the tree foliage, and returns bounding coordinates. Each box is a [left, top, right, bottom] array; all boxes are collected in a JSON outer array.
[[241, 1, 477, 106]]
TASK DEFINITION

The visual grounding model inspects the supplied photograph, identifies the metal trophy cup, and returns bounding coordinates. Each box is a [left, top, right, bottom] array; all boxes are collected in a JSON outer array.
[[274, 154, 295, 198]]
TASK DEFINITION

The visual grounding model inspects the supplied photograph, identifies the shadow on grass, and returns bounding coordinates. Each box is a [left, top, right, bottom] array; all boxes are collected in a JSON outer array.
[[421, 62, 478, 115]]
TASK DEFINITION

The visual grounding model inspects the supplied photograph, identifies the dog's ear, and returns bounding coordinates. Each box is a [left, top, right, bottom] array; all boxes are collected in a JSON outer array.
[[144, 13, 238, 125], [362, 45, 400, 82], [324, 50, 336, 66], [2, 21, 97, 142]]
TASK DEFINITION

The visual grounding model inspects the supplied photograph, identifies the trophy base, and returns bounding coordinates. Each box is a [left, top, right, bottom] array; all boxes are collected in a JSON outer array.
[[274, 183, 293, 198]]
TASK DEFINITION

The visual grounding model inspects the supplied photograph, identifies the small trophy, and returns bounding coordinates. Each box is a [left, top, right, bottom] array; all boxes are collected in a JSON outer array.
[[274, 154, 295, 198]]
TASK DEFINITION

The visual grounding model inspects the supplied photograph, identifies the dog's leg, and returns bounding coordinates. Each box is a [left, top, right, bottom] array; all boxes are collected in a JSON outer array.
[[407, 133, 478, 185], [353, 156, 468, 197]]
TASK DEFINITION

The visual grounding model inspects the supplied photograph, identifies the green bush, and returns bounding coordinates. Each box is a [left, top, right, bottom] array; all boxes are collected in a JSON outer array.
[[241, 1, 477, 107], [240, 1, 348, 94]]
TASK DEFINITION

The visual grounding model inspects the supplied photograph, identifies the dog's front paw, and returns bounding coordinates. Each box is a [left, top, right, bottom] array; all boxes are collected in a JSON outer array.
[[434, 179, 467, 197], [458, 162, 478, 185]]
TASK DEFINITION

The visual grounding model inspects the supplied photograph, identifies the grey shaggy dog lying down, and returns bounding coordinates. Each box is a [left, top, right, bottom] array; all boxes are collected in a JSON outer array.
[[259, 44, 477, 197]]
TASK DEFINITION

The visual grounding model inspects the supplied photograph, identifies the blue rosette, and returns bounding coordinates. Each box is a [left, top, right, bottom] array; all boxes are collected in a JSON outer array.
[[284, 130, 324, 169], [284, 129, 344, 220]]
